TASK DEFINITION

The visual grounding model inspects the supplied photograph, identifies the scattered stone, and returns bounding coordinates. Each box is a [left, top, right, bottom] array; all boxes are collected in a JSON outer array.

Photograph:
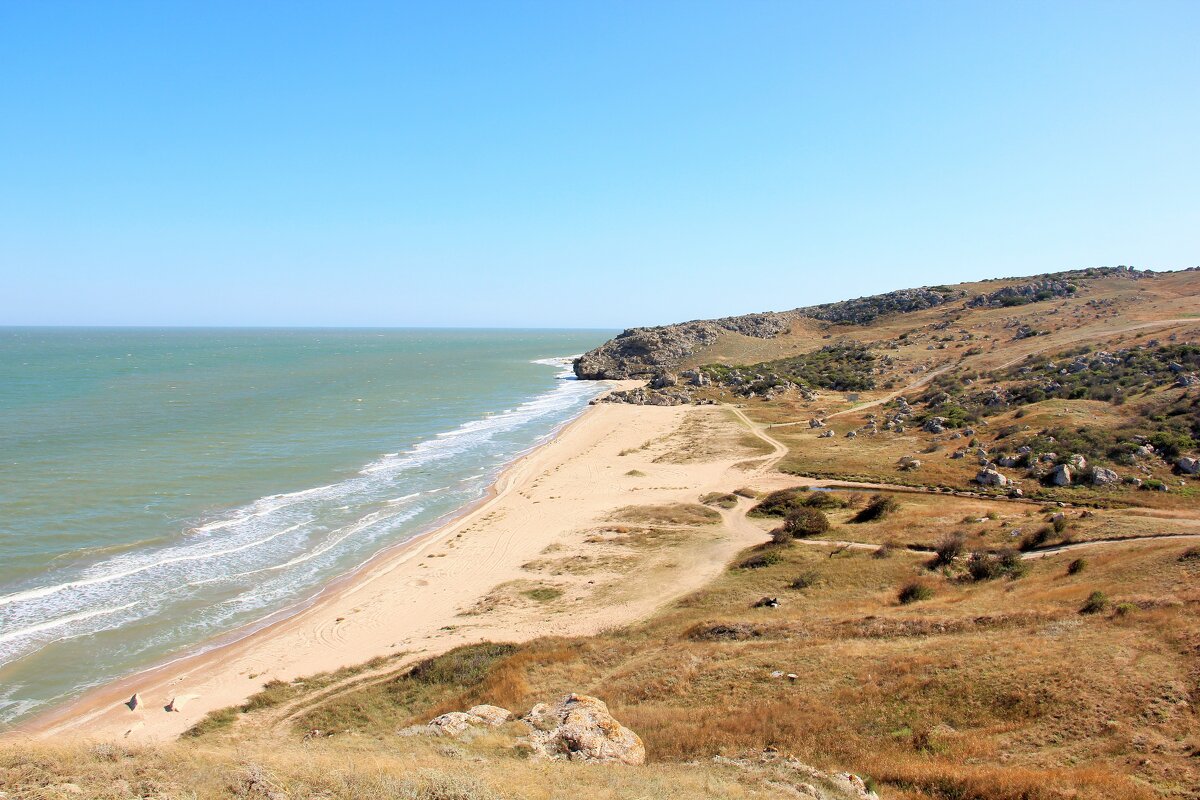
[[809, 418, 826, 428], [923, 417, 946, 434], [1091, 467, 1120, 486], [1178, 457, 1199, 475], [818, 429, 835, 438], [753, 596, 781, 608]]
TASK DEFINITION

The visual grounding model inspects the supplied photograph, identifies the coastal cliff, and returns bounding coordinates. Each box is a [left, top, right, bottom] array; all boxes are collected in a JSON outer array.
[[574, 267, 1133, 380]]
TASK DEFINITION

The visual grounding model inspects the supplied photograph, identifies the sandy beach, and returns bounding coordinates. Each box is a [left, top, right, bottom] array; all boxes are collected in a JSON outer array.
[[14, 400, 776, 743]]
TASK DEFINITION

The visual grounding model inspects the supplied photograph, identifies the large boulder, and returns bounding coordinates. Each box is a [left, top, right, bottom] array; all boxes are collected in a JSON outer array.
[[1178, 457, 1199, 475], [1091, 467, 1120, 486], [521, 694, 645, 765], [1051, 464, 1073, 486], [975, 468, 1009, 487]]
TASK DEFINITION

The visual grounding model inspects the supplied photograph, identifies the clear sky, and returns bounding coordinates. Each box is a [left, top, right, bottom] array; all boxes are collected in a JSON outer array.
[[1, 1, 1197, 328]]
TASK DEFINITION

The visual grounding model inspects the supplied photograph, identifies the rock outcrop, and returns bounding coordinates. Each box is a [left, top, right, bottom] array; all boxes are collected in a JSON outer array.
[[967, 278, 1078, 308], [521, 694, 645, 765], [407, 704, 514, 739], [574, 314, 790, 380]]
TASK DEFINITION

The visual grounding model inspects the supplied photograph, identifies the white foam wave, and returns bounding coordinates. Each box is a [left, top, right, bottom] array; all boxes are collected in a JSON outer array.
[[0, 355, 604, 687], [0, 602, 138, 647]]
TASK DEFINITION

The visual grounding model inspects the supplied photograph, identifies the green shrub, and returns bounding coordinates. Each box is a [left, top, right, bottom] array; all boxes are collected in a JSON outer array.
[[1080, 591, 1109, 614], [749, 487, 810, 517], [1114, 602, 1138, 617], [898, 581, 934, 604], [852, 494, 901, 523], [700, 491, 739, 509], [1067, 557, 1086, 575], [966, 548, 1026, 581], [803, 491, 848, 510], [779, 507, 830, 538], [739, 550, 784, 569]]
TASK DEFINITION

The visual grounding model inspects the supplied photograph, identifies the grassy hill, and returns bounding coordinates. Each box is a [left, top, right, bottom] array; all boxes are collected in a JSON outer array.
[[5, 266, 1199, 800]]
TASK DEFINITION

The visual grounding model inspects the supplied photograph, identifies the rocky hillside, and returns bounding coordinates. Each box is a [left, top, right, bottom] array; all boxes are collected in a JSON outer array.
[[574, 267, 1140, 380]]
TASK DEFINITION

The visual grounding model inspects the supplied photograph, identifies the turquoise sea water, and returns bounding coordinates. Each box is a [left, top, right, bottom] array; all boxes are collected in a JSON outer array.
[[0, 328, 610, 727]]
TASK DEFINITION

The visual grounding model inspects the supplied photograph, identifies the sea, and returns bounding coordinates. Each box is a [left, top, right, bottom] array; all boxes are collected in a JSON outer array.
[[0, 327, 612, 727]]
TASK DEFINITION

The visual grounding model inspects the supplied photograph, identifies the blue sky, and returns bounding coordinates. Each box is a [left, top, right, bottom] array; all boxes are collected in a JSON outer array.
[[1, 1, 1197, 328]]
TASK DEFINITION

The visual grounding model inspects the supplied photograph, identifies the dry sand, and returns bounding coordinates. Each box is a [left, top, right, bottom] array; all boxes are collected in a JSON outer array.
[[16, 401, 777, 743]]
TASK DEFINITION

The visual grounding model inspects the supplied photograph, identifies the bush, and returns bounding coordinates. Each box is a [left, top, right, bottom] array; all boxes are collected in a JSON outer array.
[[1019, 526, 1053, 551], [1080, 591, 1109, 614], [1067, 557, 1087, 575], [779, 507, 830, 538], [898, 581, 934, 604], [1114, 602, 1138, 617], [852, 494, 901, 523], [1052, 516, 1068, 535], [739, 550, 784, 569], [749, 487, 809, 517], [700, 491, 739, 509], [1180, 546, 1200, 562], [932, 532, 966, 567], [790, 571, 820, 590], [873, 541, 897, 559], [803, 491, 848, 510], [967, 548, 1026, 581]]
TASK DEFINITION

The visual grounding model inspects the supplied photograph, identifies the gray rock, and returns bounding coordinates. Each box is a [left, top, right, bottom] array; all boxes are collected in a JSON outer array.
[[1091, 467, 1120, 486], [975, 468, 1009, 487], [1178, 457, 1200, 475], [1051, 464, 1073, 486]]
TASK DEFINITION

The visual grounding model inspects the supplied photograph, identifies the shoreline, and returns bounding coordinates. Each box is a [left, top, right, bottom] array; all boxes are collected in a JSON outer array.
[[9, 391, 617, 741], [12, 394, 770, 743]]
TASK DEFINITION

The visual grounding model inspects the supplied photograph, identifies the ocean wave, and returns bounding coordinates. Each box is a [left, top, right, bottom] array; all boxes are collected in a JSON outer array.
[[0, 355, 602, 687]]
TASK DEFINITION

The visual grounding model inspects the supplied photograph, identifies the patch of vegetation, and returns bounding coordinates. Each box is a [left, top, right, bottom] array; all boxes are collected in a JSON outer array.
[[700, 491, 739, 509], [776, 507, 830, 538], [522, 586, 564, 602], [789, 570, 820, 590], [739, 549, 784, 569], [898, 581, 934, 604], [749, 486, 810, 517], [966, 549, 1027, 581], [1080, 591, 1109, 615], [803, 491, 850, 510], [1067, 557, 1087, 575], [852, 494, 901, 523], [613, 503, 721, 526], [408, 643, 519, 686], [701, 342, 878, 392], [931, 532, 966, 567]]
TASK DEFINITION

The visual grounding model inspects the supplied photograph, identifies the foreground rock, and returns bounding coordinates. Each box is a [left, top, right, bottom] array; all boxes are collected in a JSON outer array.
[[522, 693, 646, 765], [713, 750, 879, 799], [405, 704, 514, 739], [404, 694, 645, 765]]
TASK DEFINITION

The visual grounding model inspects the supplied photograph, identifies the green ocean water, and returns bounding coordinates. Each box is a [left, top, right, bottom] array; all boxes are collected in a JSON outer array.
[[0, 328, 610, 726]]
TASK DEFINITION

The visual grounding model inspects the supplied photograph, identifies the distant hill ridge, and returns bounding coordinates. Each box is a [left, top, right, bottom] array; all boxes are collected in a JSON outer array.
[[573, 266, 1146, 380]]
